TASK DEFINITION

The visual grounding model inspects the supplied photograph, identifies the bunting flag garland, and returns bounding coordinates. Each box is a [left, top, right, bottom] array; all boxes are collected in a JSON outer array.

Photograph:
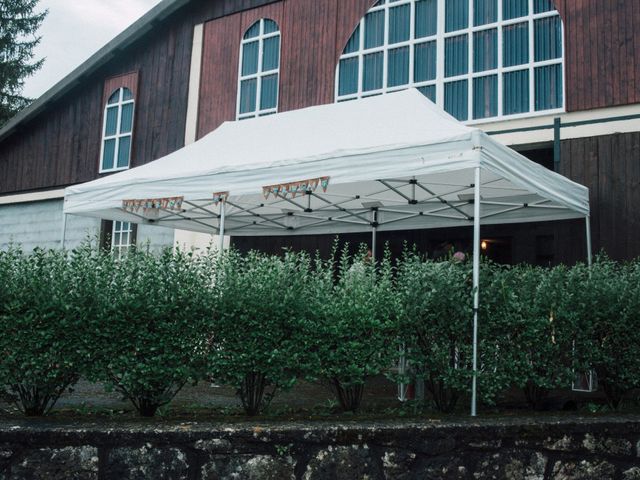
[[262, 176, 330, 200], [123, 196, 184, 214], [212, 192, 230, 205]]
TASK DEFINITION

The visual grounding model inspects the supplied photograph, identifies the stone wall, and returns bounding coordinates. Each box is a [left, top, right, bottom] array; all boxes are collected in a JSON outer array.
[[0, 417, 638, 479]]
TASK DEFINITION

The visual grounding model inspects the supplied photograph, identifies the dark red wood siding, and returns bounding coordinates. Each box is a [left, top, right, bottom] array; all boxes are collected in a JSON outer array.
[[0, 0, 278, 196]]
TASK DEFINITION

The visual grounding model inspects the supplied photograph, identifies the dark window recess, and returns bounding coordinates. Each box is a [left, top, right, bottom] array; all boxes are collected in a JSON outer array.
[[100, 220, 138, 250], [518, 147, 554, 170], [481, 237, 512, 264], [535, 234, 555, 265]]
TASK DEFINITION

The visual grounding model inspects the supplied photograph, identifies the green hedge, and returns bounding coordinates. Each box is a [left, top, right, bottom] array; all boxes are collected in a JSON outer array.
[[0, 243, 639, 417]]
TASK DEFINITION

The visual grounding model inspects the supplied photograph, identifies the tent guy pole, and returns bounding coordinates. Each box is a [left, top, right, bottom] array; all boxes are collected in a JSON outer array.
[[218, 200, 226, 254], [585, 216, 593, 266], [471, 166, 481, 417]]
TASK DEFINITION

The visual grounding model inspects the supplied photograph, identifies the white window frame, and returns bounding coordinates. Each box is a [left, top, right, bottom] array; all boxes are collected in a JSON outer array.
[[111, 221, 134, 259], [335, 0, 565, 124], [236, 19, 281, 120], [99, 87, 135, 173]]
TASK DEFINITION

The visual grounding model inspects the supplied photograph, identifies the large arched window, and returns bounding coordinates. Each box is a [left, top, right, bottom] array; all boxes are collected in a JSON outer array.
[[100, 87, 135, 172], [336, 0, 563, 122], [237, 19, 281, 120]]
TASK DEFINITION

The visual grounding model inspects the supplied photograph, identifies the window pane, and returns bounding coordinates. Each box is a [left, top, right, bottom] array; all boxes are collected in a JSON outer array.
[[102, 139, 116, 170], [474, 0, 497, 26], [445, 34, 469, 77], [262, 36, 280, 71], [473, 75, 498, 119], [474, 29, 497, 72], [415, 0, 437, 38], [414, 41, 437, 82], [503, 22, 529, 67], [107, 90, 119, 104], [363, 52, 384, 91], [117, 136, 131, 169], [535, 64, 563, 110], [418, 85, 436, 102], [503, 69, 529, 115], [445, 0, 469, 32], [122, 88, 133, 101], [339, 57, 359, 96], [120, 103, 134, 134], [242, 41, 259, 76], [263, 19, 279, 34], [105, 107, 118, 136], [260, 74, 278, 110], [364, 10, 385, 49], [534, 16, 562, 62], [244, 21, 260, 39], [445, 80, 468, 120], [389, 4, 410, 44], [503, 0, 528, 20], [343, 25, 360, 54], [239, 78, 257, 114], [388, 47, 409, 87], [534, 0, 555, 13]]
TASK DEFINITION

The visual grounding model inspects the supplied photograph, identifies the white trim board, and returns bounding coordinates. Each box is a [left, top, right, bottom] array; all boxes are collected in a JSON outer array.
[[0, 189, 66, 206], [184, 23, 204, 145]]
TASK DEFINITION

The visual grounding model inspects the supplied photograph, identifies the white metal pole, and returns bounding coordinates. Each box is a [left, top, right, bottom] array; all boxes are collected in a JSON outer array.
[[471, 166, 481, 417], [585, 215, 593, 266], [218, 201, 226, 254], [60, 213, 68, 250], [371, 209, 378, 261]]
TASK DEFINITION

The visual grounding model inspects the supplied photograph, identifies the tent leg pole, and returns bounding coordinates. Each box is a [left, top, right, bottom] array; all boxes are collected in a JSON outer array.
[[471, 167, 481, 417], [60, 213, 67, 250], [218, 202, 226, 254], [371, 209, 378, 261], [585, 215, 593, 266]]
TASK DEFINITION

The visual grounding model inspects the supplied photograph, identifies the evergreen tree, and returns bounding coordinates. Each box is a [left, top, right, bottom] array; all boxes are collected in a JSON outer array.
[[0, 0, 47, 127]]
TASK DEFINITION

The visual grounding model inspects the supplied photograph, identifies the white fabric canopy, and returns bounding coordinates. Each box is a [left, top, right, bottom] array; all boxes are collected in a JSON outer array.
[[64, 89, 589, 236]]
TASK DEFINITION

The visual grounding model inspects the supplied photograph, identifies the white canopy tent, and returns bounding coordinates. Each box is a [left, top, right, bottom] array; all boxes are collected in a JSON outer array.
[[64, 89, 591, 415]]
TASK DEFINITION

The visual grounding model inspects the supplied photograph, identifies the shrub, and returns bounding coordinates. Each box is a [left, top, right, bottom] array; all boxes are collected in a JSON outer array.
[[310, 245, 398, 413], [484, 264, 576, 409], [566, 258, 640, 409], [396, 253, 473, 412], [0, 247, 88, 415], [208, 250, 316, 416], [87, 247, 211, 417]]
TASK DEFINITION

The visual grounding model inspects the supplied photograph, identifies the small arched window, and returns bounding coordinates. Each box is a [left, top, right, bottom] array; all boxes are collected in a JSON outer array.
[[237, 19, 281, 120], [336, 0, 564, 122], [100, 87, 135, 172]]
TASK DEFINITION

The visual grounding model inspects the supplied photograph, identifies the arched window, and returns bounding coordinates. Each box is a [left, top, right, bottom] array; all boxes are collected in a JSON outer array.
[[237, 19, 281, 120], [336, 0, 563, 122], [100, 87, 135, 172]]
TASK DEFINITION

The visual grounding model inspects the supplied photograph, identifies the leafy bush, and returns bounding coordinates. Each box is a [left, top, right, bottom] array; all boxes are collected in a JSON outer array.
[[396, 253, 473, 412], [0, 247, 88, 415], [485, 264, 576, 409], [310, 246, 398, 413], [87, 247, 211, 417], [208, 250, 316, 416], [565, 258, 640, 409]]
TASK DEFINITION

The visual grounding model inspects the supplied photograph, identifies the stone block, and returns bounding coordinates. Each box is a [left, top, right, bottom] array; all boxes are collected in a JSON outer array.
[[551, 460, 615, 480], [473, 451, 547, 480], [106, 445, 188, 480], [201, 454, 295, 480], [303, 446, 382, 480], [582, 434, 633, 456], [11, 446, 98, 480]]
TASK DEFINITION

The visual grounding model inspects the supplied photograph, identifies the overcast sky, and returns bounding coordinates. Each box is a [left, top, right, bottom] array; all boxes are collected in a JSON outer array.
[[23, 0, 162, 99]]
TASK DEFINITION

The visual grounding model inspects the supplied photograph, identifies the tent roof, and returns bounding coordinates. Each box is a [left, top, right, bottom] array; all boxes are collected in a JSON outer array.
[[64, 89, 589, 236]]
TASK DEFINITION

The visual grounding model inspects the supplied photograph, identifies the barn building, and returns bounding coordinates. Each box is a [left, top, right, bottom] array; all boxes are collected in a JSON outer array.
[[0, 0, 638, 264]]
